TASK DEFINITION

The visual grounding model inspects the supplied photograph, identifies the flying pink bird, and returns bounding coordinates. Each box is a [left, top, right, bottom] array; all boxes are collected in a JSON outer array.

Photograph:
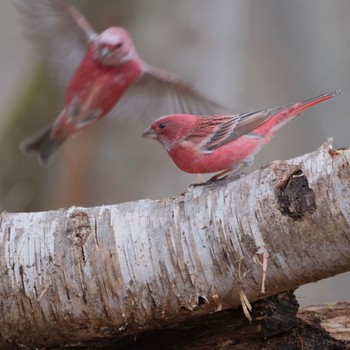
[[143, 90, 340, 181], [17, 0, 229, 162]]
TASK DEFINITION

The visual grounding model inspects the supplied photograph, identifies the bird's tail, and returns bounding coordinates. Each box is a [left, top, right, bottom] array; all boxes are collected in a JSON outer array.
[[295, 89, 341, 114], [264, 89, 341, 137], [20, 125, 64, 164]]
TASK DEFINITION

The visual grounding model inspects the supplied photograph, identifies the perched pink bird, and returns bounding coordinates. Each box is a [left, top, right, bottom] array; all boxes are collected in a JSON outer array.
[[143, 90, 340, 181], [17, 0, 229, 162]]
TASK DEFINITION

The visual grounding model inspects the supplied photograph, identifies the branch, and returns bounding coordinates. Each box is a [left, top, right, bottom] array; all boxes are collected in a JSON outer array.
[[0, 140, 349, 349]]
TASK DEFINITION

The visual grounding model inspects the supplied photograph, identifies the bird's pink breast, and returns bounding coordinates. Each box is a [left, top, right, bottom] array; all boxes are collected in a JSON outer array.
[[169, 136, 267, 174], [65, 52, 143, 115]]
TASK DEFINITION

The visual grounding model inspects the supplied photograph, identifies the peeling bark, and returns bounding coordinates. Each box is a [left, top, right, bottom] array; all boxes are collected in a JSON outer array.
[[0, 140, 349, 349]]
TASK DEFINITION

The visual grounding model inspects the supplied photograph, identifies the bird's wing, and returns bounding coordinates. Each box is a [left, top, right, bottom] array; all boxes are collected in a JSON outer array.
[[111, 65, 232, 125], [193, 89, 341, 152], [186, 107, 286, 152], [15, 0, 97, 84]]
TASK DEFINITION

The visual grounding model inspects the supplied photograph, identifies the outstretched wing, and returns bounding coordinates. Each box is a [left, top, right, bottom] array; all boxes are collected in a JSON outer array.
[[15, 0, 97, 84], [111, 66, 232, 124]]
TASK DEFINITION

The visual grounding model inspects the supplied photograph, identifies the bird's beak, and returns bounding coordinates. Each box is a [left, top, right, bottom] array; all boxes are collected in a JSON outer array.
[[142, 127, 157, 139], [99, 46, 111, 59]]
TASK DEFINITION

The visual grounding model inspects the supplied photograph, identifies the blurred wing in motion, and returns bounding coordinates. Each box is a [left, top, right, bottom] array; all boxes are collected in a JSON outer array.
[[112, 66, 232, 123], [15, 0, 97, 84]]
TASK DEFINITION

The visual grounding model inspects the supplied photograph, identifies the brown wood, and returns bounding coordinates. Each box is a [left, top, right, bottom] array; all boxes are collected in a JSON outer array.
[[42, 292, 347, 349]]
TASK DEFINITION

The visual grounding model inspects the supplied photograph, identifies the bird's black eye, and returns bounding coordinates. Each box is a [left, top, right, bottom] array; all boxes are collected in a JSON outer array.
[[159, 123, 166, 129], [114, 42, 123, 49]]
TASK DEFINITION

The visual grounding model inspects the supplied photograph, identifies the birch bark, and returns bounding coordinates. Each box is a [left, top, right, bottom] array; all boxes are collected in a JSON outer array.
[[0, 140, 349, 349]]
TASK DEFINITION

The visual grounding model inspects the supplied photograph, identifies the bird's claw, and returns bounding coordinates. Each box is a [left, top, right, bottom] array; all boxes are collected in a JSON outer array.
[[189, 172, 245, 189]]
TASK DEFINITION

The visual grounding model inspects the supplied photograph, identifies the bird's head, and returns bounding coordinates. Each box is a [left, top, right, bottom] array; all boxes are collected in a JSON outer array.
[[142, 114, 197, 151], [93, 27, 137, 65]]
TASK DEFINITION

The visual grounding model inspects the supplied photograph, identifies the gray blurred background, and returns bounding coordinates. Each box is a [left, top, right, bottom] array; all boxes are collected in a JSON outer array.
[[0, 0, 348, 307]]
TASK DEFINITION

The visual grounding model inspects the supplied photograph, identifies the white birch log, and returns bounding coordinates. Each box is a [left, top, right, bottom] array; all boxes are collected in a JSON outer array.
[[0, 140, 349, 349]]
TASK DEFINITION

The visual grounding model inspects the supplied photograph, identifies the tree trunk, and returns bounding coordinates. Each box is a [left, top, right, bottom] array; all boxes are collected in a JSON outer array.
[[0, 140, 349, 349]]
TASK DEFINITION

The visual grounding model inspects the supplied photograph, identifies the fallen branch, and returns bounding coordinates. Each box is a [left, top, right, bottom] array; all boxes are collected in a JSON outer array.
[[0, 140, 349, 349]]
